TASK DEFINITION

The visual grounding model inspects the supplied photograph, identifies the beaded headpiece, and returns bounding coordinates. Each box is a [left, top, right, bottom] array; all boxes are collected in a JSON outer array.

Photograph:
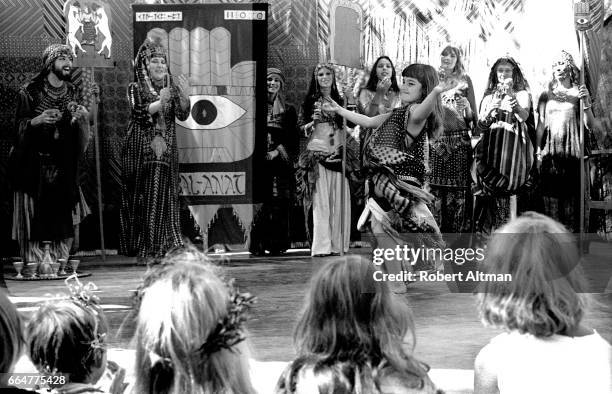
[[42, 44, 73, 73], [552, 50, 576, 69], [134, 37, 169, 99], [313, 63, 335, 77]]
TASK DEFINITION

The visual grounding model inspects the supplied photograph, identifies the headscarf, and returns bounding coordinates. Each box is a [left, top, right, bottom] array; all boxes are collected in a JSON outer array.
[[267, 67, 285, 120], [42, 44, 73, 73], [134, 38, 169, 100], [31, 44, 73, 84]]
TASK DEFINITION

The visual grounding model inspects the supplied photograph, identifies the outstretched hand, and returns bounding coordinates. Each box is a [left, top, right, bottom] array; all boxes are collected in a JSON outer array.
[[321, 98, 341, 113], [175, 75, 190, 100]]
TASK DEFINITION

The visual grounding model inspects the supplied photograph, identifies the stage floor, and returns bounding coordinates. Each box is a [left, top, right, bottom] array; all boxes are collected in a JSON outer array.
[[4, 247, 612, 371]]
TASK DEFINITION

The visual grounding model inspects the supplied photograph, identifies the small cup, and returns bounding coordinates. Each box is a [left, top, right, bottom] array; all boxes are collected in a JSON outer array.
[[25, 262, 38, 278], [50, 262, 60, 277], [69, 259, 80, 274], [13, 261, 24, 279], [57, 259, 67, 276]]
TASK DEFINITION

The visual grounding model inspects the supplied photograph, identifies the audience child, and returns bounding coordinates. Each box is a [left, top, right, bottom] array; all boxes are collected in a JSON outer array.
[[276, 256, 441, 393], [25, 276, 118, 394], [0, 290, 37, 393], [133, 248, 256, 394], [474, 212, 612, 394]]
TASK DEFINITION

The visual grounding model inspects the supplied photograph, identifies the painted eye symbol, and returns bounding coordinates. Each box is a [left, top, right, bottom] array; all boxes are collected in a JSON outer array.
[[177, 95, 246, 130]]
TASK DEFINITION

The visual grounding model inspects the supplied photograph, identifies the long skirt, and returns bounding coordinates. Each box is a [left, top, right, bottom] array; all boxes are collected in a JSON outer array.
[[430, 186, 472, 234], [311, 164, 351, 256]]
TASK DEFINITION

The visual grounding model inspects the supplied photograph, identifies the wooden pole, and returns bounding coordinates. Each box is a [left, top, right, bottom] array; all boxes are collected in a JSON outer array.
[[91, 68, 106, 260], [579, 31, 586, 250], [340, 101, 347, 256]]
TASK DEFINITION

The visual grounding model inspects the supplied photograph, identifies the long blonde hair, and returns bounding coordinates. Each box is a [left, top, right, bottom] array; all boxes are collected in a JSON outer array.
[[134, 249, 255, 394], [478, 212, 589, 337]]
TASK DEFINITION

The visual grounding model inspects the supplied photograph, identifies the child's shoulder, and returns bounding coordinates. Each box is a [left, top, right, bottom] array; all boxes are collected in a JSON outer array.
[[49, 383, 107, 394]]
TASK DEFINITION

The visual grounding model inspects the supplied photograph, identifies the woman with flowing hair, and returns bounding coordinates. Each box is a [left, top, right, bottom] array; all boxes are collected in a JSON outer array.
[[474, 212, 611, 393], [359, 56, 401, 116], [536, 51, 597, 233], [296, 64, 360, 256], [133, 248, 256, 394], [429, 45, 478, 234], [276, 256, 441, 393], [473, 56, 536, 235], [357, 56, 401, 159]]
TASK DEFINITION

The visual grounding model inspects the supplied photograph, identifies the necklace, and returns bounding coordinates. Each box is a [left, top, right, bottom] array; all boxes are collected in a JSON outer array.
[[45, 81, 67, 98], [551, 86, 578, 103]]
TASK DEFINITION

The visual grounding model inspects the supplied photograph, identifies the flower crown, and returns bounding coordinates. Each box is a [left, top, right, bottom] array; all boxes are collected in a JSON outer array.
[[314, 63, 336, 77], [140, 271, 256, 368], [195, 281, 255, 359], [64, 274, 106, 350]]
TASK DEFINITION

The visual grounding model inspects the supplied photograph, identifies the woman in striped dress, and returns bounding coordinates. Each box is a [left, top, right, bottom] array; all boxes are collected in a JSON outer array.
[[473, 56, 535, 235], [119, 38, 191, 261]]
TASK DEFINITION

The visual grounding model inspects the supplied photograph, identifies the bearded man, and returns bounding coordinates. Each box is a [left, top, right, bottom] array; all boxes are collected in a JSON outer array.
[[10, 44, 91, 265]]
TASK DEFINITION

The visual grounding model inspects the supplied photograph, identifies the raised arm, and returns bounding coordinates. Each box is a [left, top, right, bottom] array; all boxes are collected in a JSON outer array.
[[173, 75, 191, 121], [408, 78, 457, 130], [323, 98, 391, 129]]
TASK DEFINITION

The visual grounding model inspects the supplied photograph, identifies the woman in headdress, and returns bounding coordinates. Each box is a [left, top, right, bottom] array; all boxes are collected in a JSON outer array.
[[536, 50, 597, 232], [119, 38, 191, 262], [429, 45, 478, 234], [473, 56, 535, 235], [249, 68, 298, 256], [296, 64, 360, 256]]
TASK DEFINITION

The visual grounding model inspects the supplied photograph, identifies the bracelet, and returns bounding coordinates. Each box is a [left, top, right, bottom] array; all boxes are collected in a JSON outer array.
[[583, 105, 592, 110]]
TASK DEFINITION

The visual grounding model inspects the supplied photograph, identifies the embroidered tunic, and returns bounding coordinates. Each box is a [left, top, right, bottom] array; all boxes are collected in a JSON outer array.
[[11, 78, 89, 262], [119, 82, 190, 258]]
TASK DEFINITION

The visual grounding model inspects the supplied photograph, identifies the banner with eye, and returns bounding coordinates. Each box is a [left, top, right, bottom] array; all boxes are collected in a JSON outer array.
[[133, 3, 268, 249]]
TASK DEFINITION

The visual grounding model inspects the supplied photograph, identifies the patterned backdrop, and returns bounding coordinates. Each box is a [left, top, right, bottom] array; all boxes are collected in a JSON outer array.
[[2, 0, 609, 253], [0, 0, 320, 253]]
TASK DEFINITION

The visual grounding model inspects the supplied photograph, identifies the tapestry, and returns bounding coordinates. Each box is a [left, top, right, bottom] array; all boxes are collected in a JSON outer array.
[[132, 3, 268, 249]]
